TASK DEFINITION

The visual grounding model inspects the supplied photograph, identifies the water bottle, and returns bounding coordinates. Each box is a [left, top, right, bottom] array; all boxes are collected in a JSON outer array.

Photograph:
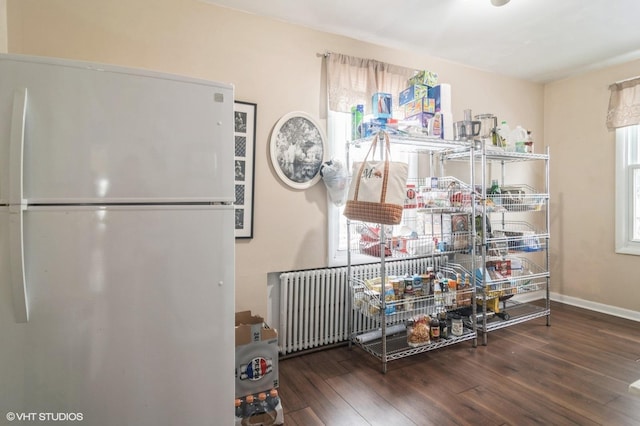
[[235, 398, 243, 418], [243, 394, 256, 418], [257, 392, 269, 414], [267, 389, 281, 411]]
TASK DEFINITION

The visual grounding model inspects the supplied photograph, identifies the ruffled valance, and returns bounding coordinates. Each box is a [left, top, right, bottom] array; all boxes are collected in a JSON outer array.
[[607, 77, 640, 129]]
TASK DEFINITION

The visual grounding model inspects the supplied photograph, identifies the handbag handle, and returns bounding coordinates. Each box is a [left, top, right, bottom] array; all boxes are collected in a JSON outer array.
[[352, 131, 392, 203]]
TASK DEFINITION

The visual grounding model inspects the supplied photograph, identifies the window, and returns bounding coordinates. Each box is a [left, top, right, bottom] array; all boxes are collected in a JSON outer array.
[[327, 111, 413, 266], [615, 125, 640, 254], [323, 52, 417, 266]]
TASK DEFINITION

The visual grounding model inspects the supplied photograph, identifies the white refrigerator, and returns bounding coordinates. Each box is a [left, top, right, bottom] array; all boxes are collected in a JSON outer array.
[[0, 54, 235, 425]]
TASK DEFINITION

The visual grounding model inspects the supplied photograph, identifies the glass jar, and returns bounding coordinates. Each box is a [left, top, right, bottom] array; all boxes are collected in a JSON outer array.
[[451, 314, 464, 336]]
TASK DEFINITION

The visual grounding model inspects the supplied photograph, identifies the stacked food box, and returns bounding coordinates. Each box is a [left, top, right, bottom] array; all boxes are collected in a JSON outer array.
[[351, 68, 454, 139]]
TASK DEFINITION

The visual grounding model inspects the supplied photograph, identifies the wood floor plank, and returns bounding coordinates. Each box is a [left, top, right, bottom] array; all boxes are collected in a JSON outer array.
[[283, 354, 370, 425], [326, 372, 417, 426], [465, 343, 637, 424], [277, 301, 640, 425], [344, 350, 497, 426], [284, 407, 326, 426]]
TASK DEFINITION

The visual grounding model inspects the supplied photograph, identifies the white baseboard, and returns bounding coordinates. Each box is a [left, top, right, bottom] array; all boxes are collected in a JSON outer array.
[[550, 292, 640, 323], [512, 291, 640, 322]]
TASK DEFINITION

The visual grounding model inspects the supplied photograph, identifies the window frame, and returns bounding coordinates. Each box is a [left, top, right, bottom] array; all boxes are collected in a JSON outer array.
[[615, 125, 640, 255]]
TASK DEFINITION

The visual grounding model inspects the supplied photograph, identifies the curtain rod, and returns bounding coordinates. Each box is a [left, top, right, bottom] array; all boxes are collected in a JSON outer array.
[[613, 75, 640, 84]]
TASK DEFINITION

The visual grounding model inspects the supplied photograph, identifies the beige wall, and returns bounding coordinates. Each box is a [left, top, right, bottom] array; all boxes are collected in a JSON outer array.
[[545, 61, 640, 314], [7, 0, 546, 317]]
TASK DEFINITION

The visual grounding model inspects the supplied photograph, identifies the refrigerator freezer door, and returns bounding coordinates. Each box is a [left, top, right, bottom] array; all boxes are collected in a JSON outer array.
[[0, 54, 234, 204], [0, 205, 235, 425]]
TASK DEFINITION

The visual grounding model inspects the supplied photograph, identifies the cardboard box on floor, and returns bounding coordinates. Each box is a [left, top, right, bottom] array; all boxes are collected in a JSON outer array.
[[235, 311, 279, 398]]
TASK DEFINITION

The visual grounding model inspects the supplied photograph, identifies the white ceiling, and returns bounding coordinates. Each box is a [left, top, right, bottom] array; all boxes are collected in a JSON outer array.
[[202, 0, 640, 83]]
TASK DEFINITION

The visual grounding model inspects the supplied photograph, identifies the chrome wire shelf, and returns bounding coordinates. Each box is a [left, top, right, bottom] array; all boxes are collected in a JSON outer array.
[[476, 300, 550, 333], [357, 327, 477, 362]]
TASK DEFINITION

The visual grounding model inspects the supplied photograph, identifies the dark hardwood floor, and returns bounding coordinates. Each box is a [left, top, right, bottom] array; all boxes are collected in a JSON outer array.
[[278, 301, 640, 425]]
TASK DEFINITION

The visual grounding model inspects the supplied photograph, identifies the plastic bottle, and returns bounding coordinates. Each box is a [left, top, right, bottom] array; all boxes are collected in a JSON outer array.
[[489, 179, 502, 205], [440, 277, 449, 308], [257, 392, 269, 414], [525, 130, 534, 153], [267, 389, 280, 411], [235, 398, 243, 418], [511, 125, 527, 153], [496, 121, 511, 149], [244, 394, 256, 418], [351, 104, 364, 140], [433, 280, 442, 308]]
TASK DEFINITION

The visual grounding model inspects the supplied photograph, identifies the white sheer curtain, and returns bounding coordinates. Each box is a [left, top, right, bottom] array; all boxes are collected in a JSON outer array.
[[325, 52, 416, 115], [607, 77, 640, 129]]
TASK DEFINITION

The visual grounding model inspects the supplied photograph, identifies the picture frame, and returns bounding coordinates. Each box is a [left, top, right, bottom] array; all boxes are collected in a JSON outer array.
[[234, 101, 256, 239], [269, 111, 326, 190]]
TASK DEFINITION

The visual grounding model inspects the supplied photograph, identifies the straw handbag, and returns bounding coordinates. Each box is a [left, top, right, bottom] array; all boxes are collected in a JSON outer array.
[[343, 132, 408, 225]]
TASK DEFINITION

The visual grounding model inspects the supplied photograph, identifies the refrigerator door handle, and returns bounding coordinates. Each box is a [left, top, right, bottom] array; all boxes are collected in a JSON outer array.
[[9, 88, 29, 323]]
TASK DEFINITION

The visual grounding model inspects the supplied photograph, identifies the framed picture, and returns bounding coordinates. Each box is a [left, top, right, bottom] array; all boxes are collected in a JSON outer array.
[[234, 101, 256, 239], [269, 111, 326, 189]]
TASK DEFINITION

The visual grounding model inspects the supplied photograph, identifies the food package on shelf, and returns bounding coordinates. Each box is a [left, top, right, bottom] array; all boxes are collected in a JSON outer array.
[[406, 315, 431, 347], [409, 70, 439, 87], [358, 224, 393, 257], [399, 84, 430, 106], [404, 97, 435, 116]]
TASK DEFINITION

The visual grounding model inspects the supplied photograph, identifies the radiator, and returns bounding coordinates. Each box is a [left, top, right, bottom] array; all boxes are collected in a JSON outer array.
[[278, 257, 442, 355]]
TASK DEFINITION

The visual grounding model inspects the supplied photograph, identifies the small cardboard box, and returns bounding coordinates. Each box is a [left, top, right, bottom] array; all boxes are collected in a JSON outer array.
[[372, 92, 392, 118], [487, 259, 512, 279], [399, 84, 429, 106], [409, 70, 439, 87], [235, 311, 279, 398], [404, 97, 435, 116], [235, 311, 277, 345], [405, 112, 433, 129]]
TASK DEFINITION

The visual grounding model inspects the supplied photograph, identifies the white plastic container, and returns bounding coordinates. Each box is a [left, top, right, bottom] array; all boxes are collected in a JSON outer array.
[[510, 125, 528, 152]]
